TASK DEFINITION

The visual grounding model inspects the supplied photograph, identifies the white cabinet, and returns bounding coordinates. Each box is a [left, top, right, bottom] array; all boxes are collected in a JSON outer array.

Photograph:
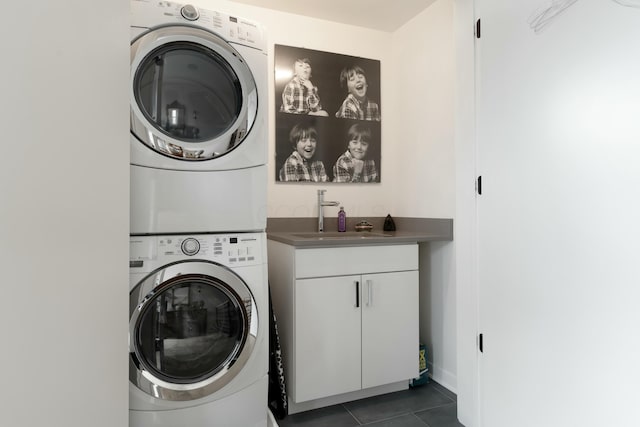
[[295, 275, 362, 402], [267, 241, 419, 409], [360, 271, 419, 389]]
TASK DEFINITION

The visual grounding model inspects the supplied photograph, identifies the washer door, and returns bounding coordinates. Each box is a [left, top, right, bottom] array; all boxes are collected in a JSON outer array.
[[129, 260, 258, 401], [130, 25, 258, 161]]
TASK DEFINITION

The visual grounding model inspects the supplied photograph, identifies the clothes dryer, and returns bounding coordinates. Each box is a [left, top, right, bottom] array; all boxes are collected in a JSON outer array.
[[130, 1, 267, 234], [129, 232, 268, 427]]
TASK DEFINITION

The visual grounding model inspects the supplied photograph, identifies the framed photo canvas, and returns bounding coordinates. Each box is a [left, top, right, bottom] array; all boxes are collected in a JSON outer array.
[[274, 45, 381, 184]]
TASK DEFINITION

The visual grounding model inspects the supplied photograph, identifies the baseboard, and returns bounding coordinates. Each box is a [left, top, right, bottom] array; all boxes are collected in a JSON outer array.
[[428, 361, 457, 395], [288, 381, 409, 414]]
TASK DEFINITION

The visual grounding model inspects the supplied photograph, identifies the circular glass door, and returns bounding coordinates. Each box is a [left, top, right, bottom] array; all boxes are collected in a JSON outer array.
[[130, 25, 258, 161], [129, 260, 258, 400]]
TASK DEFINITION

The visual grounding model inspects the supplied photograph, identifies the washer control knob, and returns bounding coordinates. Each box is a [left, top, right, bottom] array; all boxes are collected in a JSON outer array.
[[180, 4, 200, 21], [181, 238, 200, 256]]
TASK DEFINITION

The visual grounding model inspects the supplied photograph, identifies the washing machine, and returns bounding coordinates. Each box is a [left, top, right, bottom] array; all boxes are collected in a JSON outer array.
[[129, 232, 268, 427], [130, 0, 268, 235]]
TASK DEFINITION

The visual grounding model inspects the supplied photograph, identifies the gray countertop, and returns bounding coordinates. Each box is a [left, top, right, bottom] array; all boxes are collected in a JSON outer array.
[[267, 217, 453, 248]]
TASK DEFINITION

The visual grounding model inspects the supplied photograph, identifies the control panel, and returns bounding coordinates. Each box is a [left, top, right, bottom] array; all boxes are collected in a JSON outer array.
[[130, 232, 265, 273], [131, 0, 265, 50]]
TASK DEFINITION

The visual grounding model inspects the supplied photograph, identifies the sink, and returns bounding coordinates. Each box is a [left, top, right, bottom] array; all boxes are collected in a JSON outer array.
[[292, 231, 392, 239]]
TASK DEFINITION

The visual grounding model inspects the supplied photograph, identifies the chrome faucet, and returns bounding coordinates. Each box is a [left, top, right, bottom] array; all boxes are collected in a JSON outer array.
[[317, 189, 340, 232]]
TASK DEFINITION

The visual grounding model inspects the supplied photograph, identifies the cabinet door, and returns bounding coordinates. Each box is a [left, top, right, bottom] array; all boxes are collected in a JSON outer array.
[[294, 276, 362, 402], [361, 271, 419, 389]]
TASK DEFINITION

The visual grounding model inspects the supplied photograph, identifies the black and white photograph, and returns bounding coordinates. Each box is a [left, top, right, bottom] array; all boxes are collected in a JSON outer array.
[[274, 45, 381, 183]]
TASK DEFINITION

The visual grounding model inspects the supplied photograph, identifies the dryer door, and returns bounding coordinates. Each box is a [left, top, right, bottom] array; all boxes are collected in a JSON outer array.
[[130, 25, 258, 161], [129, 260, 258, 401]]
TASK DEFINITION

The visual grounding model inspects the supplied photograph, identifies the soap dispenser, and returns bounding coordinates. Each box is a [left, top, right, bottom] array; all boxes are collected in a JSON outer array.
[[338, 206, 347, 232]]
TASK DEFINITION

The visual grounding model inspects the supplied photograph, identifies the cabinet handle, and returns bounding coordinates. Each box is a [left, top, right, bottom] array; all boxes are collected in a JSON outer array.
[[355, 281, 360, 308], [366, 280, 373, 306]]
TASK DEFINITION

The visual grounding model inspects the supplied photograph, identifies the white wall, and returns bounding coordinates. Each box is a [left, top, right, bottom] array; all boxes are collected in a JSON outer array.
[[391, 0, 456, 218], [0, 1, 130, 426], [391, 0, 458, 392]]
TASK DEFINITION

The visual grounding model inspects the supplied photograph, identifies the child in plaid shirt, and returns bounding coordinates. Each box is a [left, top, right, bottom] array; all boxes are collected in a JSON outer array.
[[280, 58, 329, 116], [279, 124, 328, 182], [335, 65, 380, 121], [332, 123, 378, 183]]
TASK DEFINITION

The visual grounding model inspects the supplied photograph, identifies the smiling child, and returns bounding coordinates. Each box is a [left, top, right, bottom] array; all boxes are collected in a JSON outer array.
[[335, 65, 381, 121], [332, 123, 379, 182], [279, 123, 328, 182]]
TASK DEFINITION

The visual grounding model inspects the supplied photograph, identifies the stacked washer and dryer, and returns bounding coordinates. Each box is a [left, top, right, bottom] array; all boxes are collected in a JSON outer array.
[[128, 1, 269, 426]]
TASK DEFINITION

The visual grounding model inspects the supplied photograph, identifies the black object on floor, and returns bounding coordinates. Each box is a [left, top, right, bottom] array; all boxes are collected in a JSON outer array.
[[268, 285, 288, 420]]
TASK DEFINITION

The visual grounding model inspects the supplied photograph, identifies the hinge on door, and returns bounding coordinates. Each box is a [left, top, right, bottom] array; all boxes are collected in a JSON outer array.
[[476, 19, 481, 38], [479, 333, 484, 352], [476, 176, 482, 195]]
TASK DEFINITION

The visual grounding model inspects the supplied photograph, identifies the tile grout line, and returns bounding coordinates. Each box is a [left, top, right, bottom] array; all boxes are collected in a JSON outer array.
[[429, 382, 457, 404], [341, 403, 365, 425], [356, 412, 418, 426], [354, 411, 433, 426], [410, 411, 432, 426]]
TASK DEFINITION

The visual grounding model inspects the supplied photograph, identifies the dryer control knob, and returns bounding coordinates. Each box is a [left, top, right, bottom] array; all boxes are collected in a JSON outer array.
[[181, 238, 200, 256], [180, 4, 200, 21]]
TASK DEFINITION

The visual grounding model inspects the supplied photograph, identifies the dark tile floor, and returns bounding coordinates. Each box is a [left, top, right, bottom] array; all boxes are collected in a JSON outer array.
[[276, 381, 464, 427]]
